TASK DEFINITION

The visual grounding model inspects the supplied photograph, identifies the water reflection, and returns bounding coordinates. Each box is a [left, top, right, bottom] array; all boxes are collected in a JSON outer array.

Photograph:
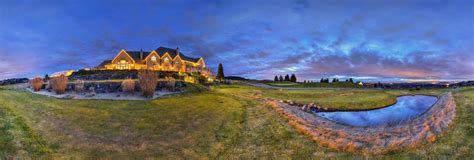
[[314, 95, 438, 127]]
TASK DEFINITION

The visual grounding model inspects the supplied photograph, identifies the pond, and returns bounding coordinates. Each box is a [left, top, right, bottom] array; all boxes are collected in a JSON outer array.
[[314, 95, 438, 127]]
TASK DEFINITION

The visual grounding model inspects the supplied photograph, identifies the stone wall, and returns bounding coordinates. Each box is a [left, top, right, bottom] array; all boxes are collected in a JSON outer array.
[[47, 81, 186, 93], [0, 78, 29, 86], [265, 92, 456, 155]]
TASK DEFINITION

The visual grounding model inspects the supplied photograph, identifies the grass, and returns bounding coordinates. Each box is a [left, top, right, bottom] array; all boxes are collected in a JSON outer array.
[[216, 84, 447, 110], [0, 84, 472, 158]]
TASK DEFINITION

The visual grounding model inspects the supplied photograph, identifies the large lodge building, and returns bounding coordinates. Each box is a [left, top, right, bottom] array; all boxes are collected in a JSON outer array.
[[96, 46, 211, 77]]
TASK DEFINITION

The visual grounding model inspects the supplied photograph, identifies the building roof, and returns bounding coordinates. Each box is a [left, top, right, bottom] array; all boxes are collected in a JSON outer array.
[[96, 60, 112, 68], [126, 51, 150, 63], [96, 46, 202, 68], [154, 47, 200, 62]]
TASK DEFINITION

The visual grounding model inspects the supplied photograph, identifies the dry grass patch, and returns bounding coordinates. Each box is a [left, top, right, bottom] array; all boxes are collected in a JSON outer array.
[[30, 77, 43, 92], [121, 79, 135, 93], [50, 75, 68, 94], [138, 70, 157, 97], [75, 80, 85, 93]]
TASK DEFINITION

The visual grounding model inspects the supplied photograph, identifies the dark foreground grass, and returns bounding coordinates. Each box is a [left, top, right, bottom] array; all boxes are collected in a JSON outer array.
[[0, 86, 350, 159], [0, 85, 472, 158]]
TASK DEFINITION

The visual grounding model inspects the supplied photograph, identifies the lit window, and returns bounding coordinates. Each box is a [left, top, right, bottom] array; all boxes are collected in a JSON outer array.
[[151, 56, 157, 62], [117, 60, 129, 69]]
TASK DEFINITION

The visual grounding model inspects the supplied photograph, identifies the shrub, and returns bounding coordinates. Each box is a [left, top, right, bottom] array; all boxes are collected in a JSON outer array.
[[165, 76, 176, 91], [121, 79, 135, 93], [30, 77, 43, 92], [138, 70, 157, 97], [50, 75, 68, 94], [75, 80, 85, 93]]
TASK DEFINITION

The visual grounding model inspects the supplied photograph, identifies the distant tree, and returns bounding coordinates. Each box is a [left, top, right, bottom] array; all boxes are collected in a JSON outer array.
[[279, 75, 284, 81], [345, 79, 349, 82], [349, 78, 354, 83], [44, 74, 50, 82], [284, 74, 290, 81], [290, 74, 297, 82], [303, 80, 306, 83], [320, 78, 323, 83], [216, 63, 225, 81], [274, 75, 279, 81], [332, 78, 337, 83]]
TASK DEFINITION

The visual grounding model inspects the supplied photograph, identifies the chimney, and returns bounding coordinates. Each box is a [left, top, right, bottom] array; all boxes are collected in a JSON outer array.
[[140, 49, 143, 60], [176, 47, 180, 55]]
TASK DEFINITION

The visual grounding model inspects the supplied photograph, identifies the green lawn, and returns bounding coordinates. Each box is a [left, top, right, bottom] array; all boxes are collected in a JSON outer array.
[[216, 84, 448, 110], [0, 84, 472, 158]]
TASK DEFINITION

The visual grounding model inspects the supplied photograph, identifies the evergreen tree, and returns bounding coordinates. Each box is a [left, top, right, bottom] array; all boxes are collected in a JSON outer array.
[[274, 75, 278, 81], [284, 74, 290, 81], [320, 78, 323, 83], [303, 80, 306, 83], [216, 63, 225, 81], [44, 74, 50, 81], [332, 78, 337, 83], [349, 78, 354, 83], [279, 75, 283, 81], [290, 74, 297, 82]]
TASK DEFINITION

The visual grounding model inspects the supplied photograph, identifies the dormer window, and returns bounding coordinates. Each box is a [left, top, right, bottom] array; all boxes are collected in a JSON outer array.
[[151, 56, 157, 62], [164, 57, 169, 61]]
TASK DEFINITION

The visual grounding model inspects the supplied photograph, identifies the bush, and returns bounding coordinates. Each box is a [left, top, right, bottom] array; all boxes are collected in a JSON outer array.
[[121, 79, 135, 93], [50, 75, 68, 94], [165, 76, 176, 91], [30, 77, 43, 92], [138, 70, 157, 97], [75, 80, 85, 93]]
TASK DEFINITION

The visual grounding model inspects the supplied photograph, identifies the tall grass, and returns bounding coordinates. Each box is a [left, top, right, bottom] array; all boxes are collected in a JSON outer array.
[[165, 76, 176, 91], [30, 77, 43, 92], [138, 70, 157, 97], [121, 79, 135, 93], [75, 80, 85, 93], [50, 75, 68, 94]]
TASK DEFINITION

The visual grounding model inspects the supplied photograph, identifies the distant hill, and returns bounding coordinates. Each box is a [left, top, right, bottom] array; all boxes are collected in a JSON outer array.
[[225, 76, 248, 80]]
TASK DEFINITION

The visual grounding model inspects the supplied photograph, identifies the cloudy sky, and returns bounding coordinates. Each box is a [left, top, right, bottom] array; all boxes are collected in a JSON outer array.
[[0, 0, 473, 81]]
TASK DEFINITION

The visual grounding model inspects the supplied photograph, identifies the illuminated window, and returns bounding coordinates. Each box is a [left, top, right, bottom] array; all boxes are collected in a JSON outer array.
[[117, 60, 129, 70], [164, 57, 169, 61], [151, 56, 157, 62]]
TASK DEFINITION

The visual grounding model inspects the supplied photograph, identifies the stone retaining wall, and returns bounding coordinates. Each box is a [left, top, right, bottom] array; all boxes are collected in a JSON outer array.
[[265, 92, 456, 155], [43, 81, 186, 93]]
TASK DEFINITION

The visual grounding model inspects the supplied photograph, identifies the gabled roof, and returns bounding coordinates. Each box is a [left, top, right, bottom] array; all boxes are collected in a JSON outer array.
[[126, 51, 150, 63], [154, 47, 200, 62], [96, 60, 112, 68]]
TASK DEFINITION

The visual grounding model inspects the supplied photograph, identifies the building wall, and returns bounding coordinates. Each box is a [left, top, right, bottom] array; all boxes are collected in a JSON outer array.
[[102, 51, 211, 77]]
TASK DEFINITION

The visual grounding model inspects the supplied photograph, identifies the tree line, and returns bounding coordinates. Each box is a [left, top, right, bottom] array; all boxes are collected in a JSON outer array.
[[274, 74, 297, 82], [317, 78, 354, 83]]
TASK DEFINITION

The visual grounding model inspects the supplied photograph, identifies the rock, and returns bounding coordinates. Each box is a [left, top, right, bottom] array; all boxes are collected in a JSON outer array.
[[62, 95, 75, 99], [302, 105, 307, 111]]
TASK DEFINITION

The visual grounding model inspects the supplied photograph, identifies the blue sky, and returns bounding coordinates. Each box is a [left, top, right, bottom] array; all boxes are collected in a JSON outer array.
[[0, 0, 473, 81]]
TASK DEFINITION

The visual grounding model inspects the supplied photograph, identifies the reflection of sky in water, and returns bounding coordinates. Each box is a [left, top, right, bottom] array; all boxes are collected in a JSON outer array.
[[315, 95, 437, 127]]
